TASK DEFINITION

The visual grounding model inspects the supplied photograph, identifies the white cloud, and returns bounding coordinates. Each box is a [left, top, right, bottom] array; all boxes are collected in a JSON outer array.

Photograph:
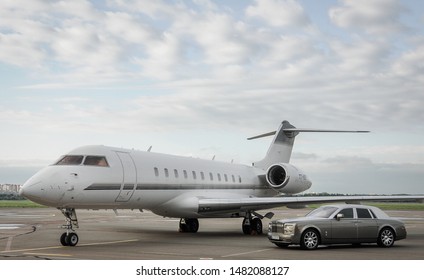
[[392, 44, 424, 77], [329, 0, 406, 35], [246, 0, 311, 28]]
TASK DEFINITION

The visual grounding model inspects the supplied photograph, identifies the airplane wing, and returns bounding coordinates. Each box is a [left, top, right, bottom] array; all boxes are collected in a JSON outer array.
[[198, 195, 424, 214]]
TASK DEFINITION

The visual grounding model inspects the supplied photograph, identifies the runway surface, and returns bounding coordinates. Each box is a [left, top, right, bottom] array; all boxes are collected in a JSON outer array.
[[1, 207, 423, 260]]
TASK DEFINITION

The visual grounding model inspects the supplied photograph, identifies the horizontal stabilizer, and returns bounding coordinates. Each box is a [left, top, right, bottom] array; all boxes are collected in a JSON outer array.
[[248, 128, 369, 140], [247, 131, 276, 140]]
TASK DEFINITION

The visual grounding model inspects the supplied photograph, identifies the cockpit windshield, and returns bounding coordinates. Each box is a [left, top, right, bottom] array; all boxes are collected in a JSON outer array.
[[55, 155, 84, 165], [55, 155, 109, 167], [83, 156, 109, 167]]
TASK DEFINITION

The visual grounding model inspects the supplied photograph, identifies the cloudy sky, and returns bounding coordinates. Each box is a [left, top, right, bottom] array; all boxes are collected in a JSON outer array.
[[0, 0, 423, 194]]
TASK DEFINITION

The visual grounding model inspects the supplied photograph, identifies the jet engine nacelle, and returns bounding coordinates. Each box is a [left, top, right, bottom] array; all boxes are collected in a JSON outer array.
[[265, 163, 312, 194]]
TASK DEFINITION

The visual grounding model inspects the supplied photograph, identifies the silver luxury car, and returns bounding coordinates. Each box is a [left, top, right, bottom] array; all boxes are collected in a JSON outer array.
[[268, 204, 406, 250]]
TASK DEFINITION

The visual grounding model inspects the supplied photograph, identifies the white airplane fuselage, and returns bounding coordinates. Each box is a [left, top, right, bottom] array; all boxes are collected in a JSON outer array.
[[21, 145, 312, 218]]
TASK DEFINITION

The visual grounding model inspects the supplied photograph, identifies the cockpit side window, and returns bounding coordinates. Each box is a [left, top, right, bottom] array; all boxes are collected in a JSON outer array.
[[55, 155, 84, 165], [84, 156, 109, 167]]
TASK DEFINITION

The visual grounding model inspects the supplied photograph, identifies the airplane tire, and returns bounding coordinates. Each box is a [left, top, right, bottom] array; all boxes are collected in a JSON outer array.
[[65, 232, 79, 246], [60, 232, 68, 246], [179, 218, 199, 233], [186, 218, 199, 233], [242, 218, 251, 234], [242, 217, 263, 235], [251, 217, 263, 235]]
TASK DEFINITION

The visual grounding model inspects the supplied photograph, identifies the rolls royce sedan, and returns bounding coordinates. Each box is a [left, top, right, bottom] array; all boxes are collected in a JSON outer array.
[[268, 204, 406, 250]]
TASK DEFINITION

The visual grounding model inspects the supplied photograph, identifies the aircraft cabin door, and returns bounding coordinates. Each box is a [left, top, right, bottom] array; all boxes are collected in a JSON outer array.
[[115, 152, 137, 202]]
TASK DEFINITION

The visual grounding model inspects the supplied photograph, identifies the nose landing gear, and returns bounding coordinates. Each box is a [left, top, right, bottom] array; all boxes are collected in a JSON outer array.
[[59, 208, 79, 246]]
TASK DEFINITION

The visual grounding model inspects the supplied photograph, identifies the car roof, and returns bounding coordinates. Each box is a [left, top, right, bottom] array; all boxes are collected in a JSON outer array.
[[319, 204, 389, 218]]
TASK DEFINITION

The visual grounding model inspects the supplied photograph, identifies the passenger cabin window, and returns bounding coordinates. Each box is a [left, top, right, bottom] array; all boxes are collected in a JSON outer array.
[[357, 208, 373, 219], [183, 170, 188, 179], [200, 172, 205, 180], [231, 175, 235, 183], [84, 156, 109, 167], [224, 174, 228, 182], [192, 171, 197, 180], [217, 173, 222, 181], [164, 168, 169, 178], [209, 172, 213, 181], [154, 167, 159, 177], [174, 169, 179, 178], [55, 155, 83, 165], [337, 208, 354, 219]]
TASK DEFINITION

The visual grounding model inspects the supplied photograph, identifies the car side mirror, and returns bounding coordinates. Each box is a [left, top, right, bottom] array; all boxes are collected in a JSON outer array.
[[336, 213, 344, 221]]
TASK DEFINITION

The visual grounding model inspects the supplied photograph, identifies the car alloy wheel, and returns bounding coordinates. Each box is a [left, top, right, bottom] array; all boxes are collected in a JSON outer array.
[[301, 229, 319, 250], [378, 228, 395, 247]]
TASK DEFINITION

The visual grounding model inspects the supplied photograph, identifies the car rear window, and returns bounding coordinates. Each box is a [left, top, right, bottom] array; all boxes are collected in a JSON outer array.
[[357, 208, 373, 219]]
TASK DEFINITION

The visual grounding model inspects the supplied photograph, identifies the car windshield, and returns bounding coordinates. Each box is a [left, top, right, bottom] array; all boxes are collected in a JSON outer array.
[[306, 206, 338, 218]]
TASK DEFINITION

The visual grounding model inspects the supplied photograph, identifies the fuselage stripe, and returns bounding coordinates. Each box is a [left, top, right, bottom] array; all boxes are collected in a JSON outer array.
[[84, 184, 265, 191]]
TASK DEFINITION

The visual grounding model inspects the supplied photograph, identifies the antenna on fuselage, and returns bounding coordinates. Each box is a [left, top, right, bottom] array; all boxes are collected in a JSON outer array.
[[147, 146, 152, 152]]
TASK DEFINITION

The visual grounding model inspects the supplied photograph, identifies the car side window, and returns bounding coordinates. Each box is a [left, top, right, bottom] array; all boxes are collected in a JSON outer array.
[[337, 208, 354, 218], [357, 208, 373, 219]]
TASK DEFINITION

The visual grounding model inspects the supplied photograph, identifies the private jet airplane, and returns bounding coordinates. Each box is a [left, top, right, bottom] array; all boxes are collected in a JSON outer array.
[[20, 120, 423, 246]]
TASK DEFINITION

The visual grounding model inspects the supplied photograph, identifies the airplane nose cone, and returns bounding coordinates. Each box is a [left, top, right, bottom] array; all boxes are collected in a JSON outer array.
[[20, 179, 43, 201]]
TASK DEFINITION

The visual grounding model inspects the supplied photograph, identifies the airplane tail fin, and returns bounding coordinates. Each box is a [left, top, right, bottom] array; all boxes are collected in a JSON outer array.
[[249, 120, 369, 170]]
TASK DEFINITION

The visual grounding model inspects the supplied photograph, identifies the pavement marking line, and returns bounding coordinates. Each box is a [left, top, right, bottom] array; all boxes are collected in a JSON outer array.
[[24, 252, 72, 257], [76, 239, 140, 247], [5, 237, 13, 251], [0, 239, 139, 254], [141, 251, 193, 256], [222, 248, 272, 258]]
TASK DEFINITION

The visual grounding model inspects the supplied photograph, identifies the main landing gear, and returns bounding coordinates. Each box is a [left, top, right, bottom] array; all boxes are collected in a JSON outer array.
[[59, 208, 79, 246], [179, 218, 199, 233], [242, 211, 274, 235]]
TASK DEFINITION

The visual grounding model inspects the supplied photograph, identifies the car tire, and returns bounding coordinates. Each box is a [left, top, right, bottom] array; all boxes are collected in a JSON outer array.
[[300, 229, 320, 250], [377, 227, 395, 248]]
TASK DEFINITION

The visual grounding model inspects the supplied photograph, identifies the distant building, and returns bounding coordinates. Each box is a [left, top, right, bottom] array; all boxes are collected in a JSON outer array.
[[0, 184, 22, 193]]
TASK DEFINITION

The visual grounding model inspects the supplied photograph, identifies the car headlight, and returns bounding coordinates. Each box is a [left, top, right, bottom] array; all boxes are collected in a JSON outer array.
[[283, 223, 295, 234]]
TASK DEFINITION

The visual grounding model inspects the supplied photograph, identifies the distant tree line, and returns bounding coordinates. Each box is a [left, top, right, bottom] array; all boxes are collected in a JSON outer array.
[[0, 191, 25, 200]]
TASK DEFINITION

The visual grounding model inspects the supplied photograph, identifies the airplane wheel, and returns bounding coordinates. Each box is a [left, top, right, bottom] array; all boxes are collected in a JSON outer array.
[[242, 218, 251, 234], [65, 232, 79, 246], [179, 218, 199, 233], [60, 232, 68, 246], [242, 217, 263, 235], [251, 218, 263, 235], [186, 218, 199, 233]]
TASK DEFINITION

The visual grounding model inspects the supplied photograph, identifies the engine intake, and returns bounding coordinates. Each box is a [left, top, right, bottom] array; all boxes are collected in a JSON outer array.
[[265, 163, 311, 194]]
